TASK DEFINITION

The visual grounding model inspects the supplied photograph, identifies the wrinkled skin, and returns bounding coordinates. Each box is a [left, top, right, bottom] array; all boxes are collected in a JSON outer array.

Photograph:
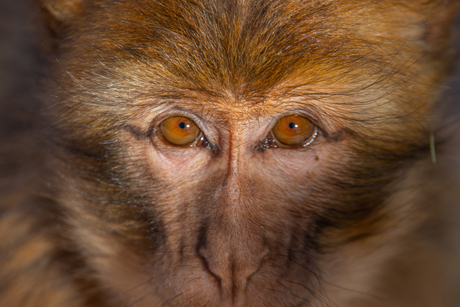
[[1, 0, 460, 307]]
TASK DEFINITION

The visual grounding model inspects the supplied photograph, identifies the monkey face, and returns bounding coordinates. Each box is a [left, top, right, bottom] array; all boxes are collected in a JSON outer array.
[[70, 97, 353, 306], [41, 0, 458, 306]]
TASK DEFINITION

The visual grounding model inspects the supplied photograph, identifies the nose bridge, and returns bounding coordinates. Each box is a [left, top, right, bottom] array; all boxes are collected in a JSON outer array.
[[226, 122, 247, 179], [223, 128, 255, 232], [197, 128, 268, 298]]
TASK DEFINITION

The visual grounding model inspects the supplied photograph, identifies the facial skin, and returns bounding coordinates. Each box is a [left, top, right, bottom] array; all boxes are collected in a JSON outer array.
[[1, 0, 459, 306]]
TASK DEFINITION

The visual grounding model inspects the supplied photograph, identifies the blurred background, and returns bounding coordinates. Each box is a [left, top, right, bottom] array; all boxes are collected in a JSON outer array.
[[0, 0, 47, 197]]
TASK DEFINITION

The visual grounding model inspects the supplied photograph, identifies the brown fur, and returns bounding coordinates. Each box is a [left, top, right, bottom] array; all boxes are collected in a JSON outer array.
[[1, 0, 460, 306]]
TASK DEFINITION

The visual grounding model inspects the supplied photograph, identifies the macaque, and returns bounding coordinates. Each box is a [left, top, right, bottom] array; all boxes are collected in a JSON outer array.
[[1, 0, 460, 306]]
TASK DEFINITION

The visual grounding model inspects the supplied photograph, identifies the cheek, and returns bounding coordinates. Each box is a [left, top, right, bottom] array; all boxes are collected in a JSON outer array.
[[255, 141, 348, 188], [141, 140, 221, 234]]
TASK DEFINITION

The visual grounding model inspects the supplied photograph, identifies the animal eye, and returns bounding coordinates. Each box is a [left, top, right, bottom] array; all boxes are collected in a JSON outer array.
[[160, 116, 200, 146], [272, 115, 316, 146]]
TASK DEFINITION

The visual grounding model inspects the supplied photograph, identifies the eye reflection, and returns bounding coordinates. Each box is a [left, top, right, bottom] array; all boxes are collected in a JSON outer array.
[[160, 116, 200, 146], [272, 115, 316, 146]]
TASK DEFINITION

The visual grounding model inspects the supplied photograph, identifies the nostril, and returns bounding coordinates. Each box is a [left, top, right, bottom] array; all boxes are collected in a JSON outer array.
[[195, 226, 269, 293], [198, 247, 222, 284], [236, 247, 269, 291], [245, 248, 269, 282], [198, 244, 270, 293]]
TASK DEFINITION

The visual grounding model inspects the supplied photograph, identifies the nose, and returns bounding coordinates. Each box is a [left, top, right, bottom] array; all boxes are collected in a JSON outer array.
[[197, 232, 268, 297]]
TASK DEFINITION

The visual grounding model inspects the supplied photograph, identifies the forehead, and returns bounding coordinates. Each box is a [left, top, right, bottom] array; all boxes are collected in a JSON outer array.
[[64, 0, 430, 126], [72, 1, 403, 98]]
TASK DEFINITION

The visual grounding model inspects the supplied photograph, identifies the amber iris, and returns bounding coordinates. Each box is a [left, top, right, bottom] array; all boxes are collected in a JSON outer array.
[[160, 116, 200, 145], [272, 115, 315, 146]]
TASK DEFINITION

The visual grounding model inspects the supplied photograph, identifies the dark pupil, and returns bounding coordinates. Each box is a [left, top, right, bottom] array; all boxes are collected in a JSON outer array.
[[179, 122, 186, 129], [288, 122, 296, 129]]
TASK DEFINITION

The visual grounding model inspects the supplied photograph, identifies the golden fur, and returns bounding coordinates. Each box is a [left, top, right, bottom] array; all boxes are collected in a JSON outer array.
[[1, 0, 460, 306]]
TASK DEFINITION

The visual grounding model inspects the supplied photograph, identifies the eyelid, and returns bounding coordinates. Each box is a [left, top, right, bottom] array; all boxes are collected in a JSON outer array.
[[150, 110, 207, 133], [269, 125, 319, 149], [150, 111, 219, 152], [160, 116, 201, 146], [265, 109, 323, 133], [257, 113, 320, 150]]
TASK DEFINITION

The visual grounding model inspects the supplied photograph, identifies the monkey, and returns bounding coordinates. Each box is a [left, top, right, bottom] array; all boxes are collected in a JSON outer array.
[[1, 0, 460, 306]]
